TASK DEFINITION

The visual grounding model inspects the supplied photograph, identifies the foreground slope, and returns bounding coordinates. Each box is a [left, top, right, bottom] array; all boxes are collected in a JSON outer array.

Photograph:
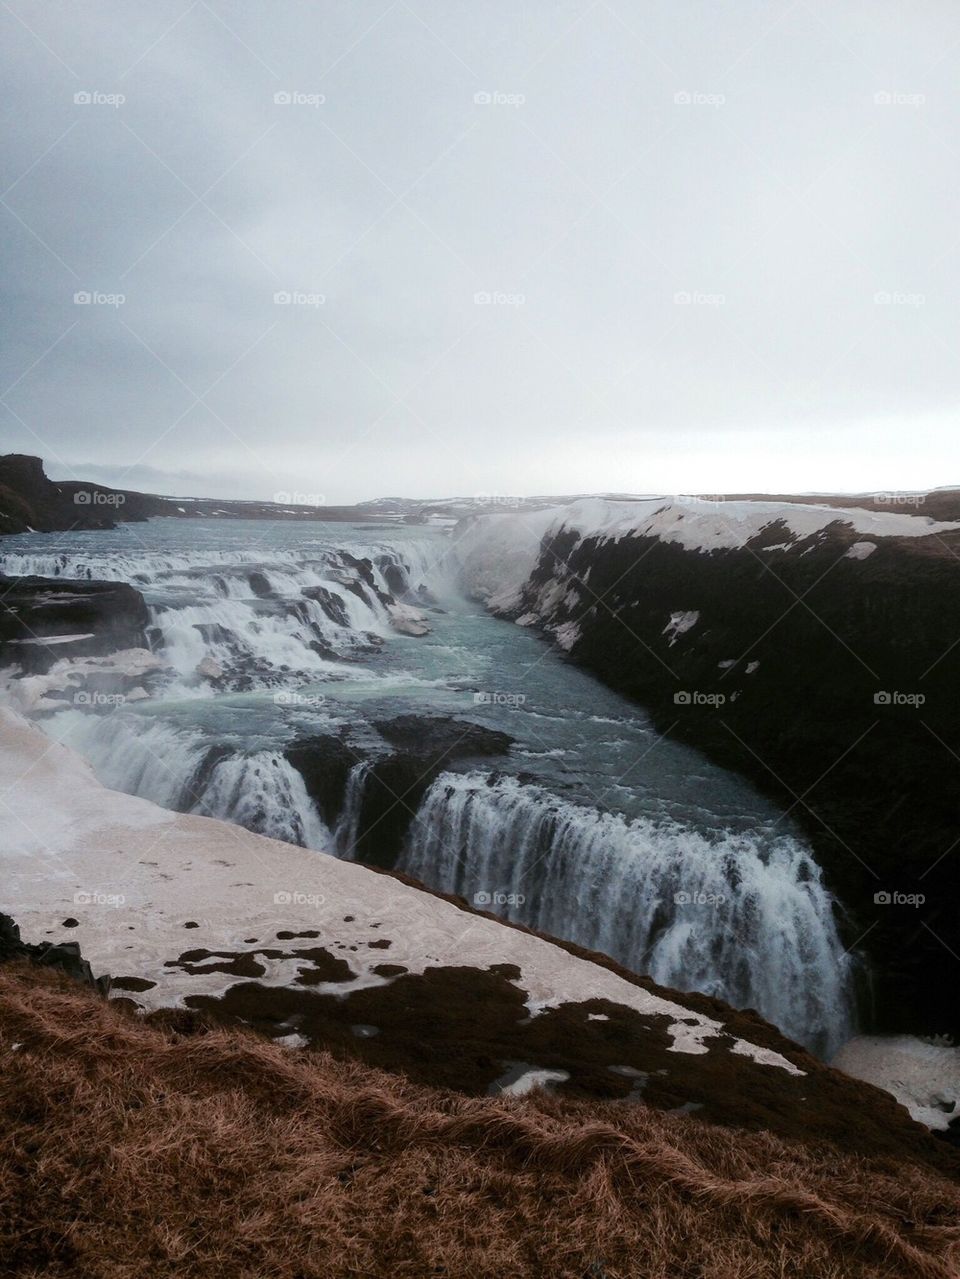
[[3, 965, 960, 1279]]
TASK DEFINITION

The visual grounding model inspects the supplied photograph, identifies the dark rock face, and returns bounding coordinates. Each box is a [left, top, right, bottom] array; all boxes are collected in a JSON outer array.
[[0, 913, 109, 994], [0, 453, 172, 534], [496, 524, 960, 1039], [301, 586, 351, 628], [0, 575, 150, 672], [286, 717, 514, 867], [285, 736, 358, 828], [371, 714, 513, 763]]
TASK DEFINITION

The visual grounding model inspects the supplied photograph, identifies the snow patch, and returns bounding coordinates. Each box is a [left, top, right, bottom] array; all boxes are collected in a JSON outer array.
[[845, 541, 877, 560], [833, 1035, 960, 1130], [663, 610, 700, 645]]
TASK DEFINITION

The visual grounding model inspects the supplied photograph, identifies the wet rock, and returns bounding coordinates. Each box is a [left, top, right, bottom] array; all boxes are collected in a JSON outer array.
[[196, 656, 224, 681], [0, 576, 150, 674]]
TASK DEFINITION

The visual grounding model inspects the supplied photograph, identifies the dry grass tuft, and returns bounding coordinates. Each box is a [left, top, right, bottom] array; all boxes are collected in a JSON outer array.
[[2, 964, 959, 1279]]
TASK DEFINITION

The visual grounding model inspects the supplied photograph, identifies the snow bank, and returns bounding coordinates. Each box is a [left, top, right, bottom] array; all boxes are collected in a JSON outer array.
[[455, 496, 960, 603], [834, 1035, 960, 1131]]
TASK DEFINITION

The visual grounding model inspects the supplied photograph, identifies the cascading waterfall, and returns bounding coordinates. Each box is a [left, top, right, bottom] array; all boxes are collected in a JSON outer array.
[[334, 761, 373, 859], [44, 710, 331, 850], [1, 540, 446, 694], [402, 772, 854, 1056], [192, 751, 331, 849]]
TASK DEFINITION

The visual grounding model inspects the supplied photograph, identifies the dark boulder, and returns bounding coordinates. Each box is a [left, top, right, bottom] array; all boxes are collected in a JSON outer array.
[[285, 735, 359, 828], [288, 717, 514, 869], [0, 913, 110, 994]]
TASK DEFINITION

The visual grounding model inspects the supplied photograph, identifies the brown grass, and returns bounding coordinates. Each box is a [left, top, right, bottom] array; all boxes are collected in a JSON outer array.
[[2, 965, 959, 1279]]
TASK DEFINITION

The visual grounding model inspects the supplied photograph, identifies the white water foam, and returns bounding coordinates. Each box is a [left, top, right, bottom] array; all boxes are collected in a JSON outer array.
[[402, 771, 854, 1055]]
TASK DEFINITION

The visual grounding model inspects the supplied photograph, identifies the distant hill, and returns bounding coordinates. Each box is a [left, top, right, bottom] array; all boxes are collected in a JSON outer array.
[[0, 455, 375, 535]]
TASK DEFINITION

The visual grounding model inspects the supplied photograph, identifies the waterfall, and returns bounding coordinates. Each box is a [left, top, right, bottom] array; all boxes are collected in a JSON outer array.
[[45, 710, 331, 850], [0, 540, 446, 694], [333, 761, 373, 859], [192, 751, 331, 849], [402, 772, 855, 1056]]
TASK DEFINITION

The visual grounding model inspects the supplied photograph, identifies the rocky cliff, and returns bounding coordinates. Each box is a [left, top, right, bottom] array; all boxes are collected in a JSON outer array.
[[455, 498, 960, 1041]]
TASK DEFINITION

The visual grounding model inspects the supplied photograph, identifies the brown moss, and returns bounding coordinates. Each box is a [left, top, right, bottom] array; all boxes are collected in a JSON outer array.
[[2, 964, 959, 1279]]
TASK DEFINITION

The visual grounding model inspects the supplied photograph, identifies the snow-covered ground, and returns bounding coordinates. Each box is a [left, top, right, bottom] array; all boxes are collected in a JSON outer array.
[[0, 705, 803, 1074], [454, 495, 960, 610], [833, 1036, 960, 1132]]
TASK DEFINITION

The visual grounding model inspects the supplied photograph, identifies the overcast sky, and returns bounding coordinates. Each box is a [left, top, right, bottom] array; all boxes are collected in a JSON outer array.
[[2, 1, 959, 502]]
